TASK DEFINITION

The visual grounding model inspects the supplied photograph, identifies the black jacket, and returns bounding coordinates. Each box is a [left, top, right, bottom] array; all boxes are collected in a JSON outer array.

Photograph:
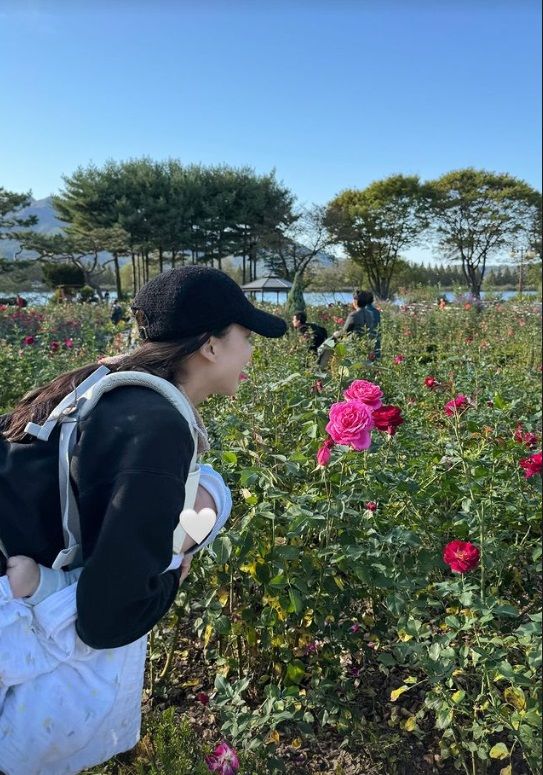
[[0, 387, 193, 649]]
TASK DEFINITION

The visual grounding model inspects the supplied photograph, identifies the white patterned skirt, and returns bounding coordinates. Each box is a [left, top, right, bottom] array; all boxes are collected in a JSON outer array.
[[0, 576, 147, 775]]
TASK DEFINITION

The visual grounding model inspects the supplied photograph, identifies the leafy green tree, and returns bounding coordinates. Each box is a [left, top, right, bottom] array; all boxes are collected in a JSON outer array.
[[325, 175, 431, 299], [427, 168, 541, 298], [41, 261, 85, 288], [0, 187, 37, 236], [53, 159, 295, 294], [15, 231, 116, 298]]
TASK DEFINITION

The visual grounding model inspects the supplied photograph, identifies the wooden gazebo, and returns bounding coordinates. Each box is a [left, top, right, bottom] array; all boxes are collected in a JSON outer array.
[[241, 275, 292, 303]]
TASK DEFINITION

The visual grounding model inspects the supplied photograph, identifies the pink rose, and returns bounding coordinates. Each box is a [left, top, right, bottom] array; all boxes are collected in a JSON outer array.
[[343, 379, 383, 410], [22, 335, 35, 346], [393, 354, 405, 364], [443, 540, 480, 573], [364, 501, 377, 512], [205, 742, 239, 774], [444, 394, 470, 416], [326, 400, 374, 451], [519, 451, 542, 478], [316, 438, 334, 467], [424, 376, 437, 389], [64, 338, 74, 349]]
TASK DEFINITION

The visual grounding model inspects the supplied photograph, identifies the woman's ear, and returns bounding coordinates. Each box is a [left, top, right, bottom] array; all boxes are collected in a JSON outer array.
[[199, 338, 217, 363]]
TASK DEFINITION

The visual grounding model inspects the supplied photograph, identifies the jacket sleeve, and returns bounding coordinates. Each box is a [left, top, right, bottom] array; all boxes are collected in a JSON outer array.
[[72, 388, 194, 649]]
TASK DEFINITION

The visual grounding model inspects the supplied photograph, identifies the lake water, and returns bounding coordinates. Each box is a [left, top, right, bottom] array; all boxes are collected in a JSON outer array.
[[7, 288, 539, 308]]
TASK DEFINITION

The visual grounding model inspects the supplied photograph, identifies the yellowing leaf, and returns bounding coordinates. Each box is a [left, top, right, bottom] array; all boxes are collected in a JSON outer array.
[[397, 629, 413, 642], [203, 624, 213, 648], [452, 690, 466, 704], [504, 686, 526, 711], [241, 488, 253, 500], [218, 590, 229, 607], [265, 730, 280, 745], [303, 609, 314, 627], [390, 685, 409, 702], [405, 676, 417, 685], [180, 678, 201, 688], [291, 738, 302, 749], [499, 766, 512, 775], [489, 743, 509, 760], [404, 716, 417, 732]]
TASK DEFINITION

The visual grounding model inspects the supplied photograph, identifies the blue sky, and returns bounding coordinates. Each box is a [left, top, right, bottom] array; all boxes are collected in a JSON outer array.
[[0, 0, 541, 218]]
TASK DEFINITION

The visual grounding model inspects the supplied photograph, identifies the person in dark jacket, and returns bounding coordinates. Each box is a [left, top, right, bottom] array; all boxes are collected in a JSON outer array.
[[0, 266, 287, 774], [292, 310, 328, 353]]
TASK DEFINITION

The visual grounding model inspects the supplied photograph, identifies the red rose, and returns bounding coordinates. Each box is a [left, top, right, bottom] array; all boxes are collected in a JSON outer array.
[[519, 451, 542, 478], [372, 405, 404, 436], [364, 501, 377, 512], [443, 540, 480, 573], [444, 394, 470, 416], [196, 691, 210, 705], [424, 376, 437, 389]]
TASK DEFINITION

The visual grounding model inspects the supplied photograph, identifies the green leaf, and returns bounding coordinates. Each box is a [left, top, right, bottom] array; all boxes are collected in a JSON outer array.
[[212, 536, 232, 564], [288, 588, 304, 614], [285, 660, 306, 686], [221, 450, 238, 465], [492, 393, 508, 410], [429, 643, 441, 661], [451, 690, 465, 704]]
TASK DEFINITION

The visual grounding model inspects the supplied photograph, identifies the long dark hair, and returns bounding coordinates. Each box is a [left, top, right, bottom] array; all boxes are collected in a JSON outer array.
[[3, 328, 229, 442]]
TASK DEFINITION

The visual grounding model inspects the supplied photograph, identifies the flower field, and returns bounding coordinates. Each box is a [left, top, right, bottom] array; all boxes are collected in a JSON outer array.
[[0, 299, 541, 775]]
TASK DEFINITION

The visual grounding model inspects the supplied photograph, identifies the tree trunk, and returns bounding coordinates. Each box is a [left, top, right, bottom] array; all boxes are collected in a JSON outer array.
[[131, 252, 137, 295], [158, 247, 163, 274], [113, 252, 122, 300]]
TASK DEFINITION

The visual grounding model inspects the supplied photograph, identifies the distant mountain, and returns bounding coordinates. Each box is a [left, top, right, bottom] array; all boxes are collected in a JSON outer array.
[[1, 196, 64, 260]]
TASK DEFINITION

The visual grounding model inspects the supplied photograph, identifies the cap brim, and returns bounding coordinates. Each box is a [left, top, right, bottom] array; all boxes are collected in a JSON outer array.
[[238, 307, 287, 338]]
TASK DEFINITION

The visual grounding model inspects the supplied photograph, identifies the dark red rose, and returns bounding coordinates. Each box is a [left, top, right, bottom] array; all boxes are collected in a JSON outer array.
[[372, 405, 404, 436]]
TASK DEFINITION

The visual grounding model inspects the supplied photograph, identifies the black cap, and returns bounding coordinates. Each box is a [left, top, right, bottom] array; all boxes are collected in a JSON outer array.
[[132, 266, 287, 341]]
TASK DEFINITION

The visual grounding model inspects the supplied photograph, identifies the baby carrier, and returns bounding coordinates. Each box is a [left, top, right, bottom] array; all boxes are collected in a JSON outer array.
[[0, 366, 227, 775]]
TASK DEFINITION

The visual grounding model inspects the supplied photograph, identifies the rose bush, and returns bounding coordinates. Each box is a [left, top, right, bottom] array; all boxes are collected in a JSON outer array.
[[2, 298, 541, 775]]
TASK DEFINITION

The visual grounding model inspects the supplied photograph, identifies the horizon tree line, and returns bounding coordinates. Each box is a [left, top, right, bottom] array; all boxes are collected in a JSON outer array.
[[1, 161, 540, 301]]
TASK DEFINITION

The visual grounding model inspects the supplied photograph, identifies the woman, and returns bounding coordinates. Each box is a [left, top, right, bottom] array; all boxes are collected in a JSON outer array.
[[0, 265, 287, 775]]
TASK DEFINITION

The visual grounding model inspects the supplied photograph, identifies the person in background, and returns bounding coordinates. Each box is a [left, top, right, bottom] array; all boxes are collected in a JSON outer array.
[[110, 300, 123, 325], [338, 291, 374, 338], [360, 290, 381, 359], [291, 311, 328, 354]]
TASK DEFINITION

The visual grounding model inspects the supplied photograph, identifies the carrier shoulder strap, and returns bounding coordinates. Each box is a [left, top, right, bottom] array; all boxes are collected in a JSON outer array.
[[25, 367, 200, 570]]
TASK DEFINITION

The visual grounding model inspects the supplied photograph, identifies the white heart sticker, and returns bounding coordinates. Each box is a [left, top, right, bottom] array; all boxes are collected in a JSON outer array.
[[179, 507, 217, 545]]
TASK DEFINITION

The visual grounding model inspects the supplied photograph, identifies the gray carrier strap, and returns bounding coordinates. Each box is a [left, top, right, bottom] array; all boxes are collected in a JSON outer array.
[[24, 367, 200, 570]]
